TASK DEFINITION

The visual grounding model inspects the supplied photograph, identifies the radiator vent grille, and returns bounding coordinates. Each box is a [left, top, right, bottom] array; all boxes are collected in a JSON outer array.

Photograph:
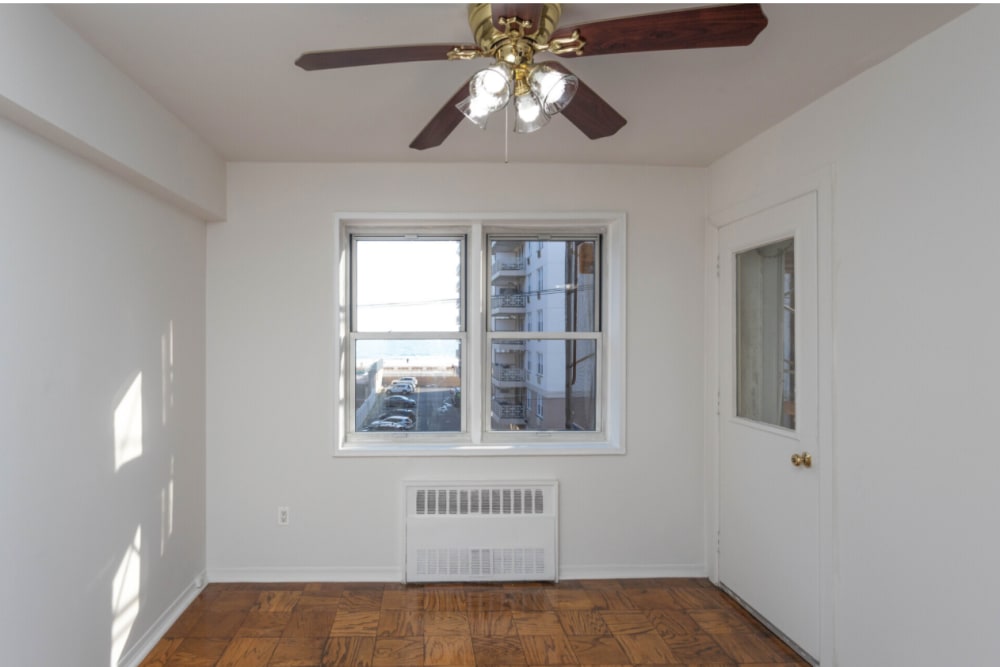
[[415, 547, 547, 578], [404, 480, 558, 583], [415, 487, 545, 516]]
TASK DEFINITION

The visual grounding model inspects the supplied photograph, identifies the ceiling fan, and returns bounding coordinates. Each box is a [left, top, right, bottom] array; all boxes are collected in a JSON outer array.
[[295, 3, 768, 150]]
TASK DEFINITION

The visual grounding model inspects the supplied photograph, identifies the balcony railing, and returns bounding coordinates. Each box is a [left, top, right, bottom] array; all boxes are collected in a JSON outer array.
[[495, 260, 526, 272], [493, 402, 526, 419], [493, 365, 526, 383], [493, 293, 527, 309]]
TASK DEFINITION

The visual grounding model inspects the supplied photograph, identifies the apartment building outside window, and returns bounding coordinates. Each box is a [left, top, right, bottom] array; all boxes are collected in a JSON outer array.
[[334, 214, 626, 455]]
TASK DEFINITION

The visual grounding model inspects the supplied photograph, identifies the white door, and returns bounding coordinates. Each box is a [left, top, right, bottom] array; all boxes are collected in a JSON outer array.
[[718, 192, 820, 662]]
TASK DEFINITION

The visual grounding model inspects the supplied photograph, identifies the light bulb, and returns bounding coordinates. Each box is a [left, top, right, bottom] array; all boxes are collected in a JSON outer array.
[[456, 95, 491, 129], [468, 63, 513, 113], [514, 93, 549, 133], [528, 64, 579, 115]]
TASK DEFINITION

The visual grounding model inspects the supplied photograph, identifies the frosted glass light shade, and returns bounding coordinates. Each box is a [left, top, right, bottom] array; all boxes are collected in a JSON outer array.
[[456, 95, 492, 129], [528, 64, 579, 115], [513, 92, 550, 133], [468, 64, 513, 113]]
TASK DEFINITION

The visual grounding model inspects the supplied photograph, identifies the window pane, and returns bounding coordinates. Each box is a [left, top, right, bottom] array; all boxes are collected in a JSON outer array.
[[489, 239, 597, 333], [736, 239, 795, 429], [355, 238, 461, 332], [355, 339, 461, 432], [490, 339, 597, 431]]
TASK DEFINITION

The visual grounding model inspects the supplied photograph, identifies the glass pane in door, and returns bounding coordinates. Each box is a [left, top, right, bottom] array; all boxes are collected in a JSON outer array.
[[736, 238, 795, 429]]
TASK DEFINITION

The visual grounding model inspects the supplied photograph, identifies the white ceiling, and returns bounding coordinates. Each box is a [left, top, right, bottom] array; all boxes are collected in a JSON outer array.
[[52, 3, 972, 167]]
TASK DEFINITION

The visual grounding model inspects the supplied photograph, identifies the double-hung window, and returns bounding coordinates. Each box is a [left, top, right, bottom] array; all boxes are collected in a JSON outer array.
[[335, 214, 626, 455]]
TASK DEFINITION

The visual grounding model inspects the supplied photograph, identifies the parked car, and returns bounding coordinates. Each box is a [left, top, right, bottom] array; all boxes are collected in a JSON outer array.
[[384, 395, 417, 409], [362, 420, 406, 432], [380, 415, 414, 429], [379, 409, 415, 421], [387, 381, 414, 394], [399, 376, 418, 388]]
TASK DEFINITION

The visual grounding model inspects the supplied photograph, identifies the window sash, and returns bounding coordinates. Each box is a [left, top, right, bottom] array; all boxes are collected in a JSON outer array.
[[335, 215, 624, 455]]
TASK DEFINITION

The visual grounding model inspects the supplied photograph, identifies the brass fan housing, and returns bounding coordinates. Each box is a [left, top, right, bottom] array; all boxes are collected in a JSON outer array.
[[468, 3, 563, 62]]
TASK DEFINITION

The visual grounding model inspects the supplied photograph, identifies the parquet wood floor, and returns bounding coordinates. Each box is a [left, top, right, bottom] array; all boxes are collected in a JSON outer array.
[[140, 578, 809, 666]]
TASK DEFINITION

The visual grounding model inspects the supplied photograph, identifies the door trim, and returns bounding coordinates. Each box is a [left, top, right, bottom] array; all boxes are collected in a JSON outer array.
[[705, 167, 835, 666]]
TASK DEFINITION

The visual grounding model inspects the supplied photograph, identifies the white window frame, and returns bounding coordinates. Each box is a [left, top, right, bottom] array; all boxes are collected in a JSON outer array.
[[332, 212, 627, 456]]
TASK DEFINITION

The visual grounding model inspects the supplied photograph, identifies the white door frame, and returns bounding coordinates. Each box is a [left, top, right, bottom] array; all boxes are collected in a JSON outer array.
[[704, 167, 835, 665]]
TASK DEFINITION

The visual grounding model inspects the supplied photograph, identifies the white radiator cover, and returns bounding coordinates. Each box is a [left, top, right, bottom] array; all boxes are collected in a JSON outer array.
[[403, 480, 559, 583]]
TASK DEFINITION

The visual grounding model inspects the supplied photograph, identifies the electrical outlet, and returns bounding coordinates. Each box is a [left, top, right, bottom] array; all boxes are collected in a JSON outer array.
[[277, 506, 289, 526]]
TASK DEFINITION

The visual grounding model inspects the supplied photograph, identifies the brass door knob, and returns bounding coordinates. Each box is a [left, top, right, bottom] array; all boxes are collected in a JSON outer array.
[[791, 452, 813, 468]]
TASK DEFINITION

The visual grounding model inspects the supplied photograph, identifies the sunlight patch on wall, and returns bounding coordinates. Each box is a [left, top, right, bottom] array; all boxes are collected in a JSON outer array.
[[114, 373, 142, 472], [161, 456, 174, 556], [110, 526, 141, 667], [161, 320, 174, 425]]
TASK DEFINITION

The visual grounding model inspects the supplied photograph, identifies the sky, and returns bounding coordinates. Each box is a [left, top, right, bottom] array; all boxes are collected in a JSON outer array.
[[355, 239, 461, 333]]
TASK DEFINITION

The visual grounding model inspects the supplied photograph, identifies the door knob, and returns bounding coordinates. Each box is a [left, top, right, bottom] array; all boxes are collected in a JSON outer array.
[[791, 452, 812, 468]]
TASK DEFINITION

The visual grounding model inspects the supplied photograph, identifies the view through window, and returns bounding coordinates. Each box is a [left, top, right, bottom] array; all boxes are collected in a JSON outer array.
[[341, 218, 622, 454]]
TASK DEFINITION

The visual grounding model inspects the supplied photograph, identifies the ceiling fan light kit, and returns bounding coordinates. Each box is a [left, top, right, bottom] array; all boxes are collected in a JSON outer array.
[[294, 3, 768, 149]]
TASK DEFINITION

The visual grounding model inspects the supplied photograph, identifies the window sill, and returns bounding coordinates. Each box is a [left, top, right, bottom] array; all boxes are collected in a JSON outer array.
[[334, 439, 626, 457]]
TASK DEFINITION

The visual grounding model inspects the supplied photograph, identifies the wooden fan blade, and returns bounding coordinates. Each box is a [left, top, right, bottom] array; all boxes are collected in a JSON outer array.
[[295, 44, 468, 71], [546, 62, 626, 140], [410, 79, 473, 150], [550, 3, 767, 57], [491, 4, 544, 35]]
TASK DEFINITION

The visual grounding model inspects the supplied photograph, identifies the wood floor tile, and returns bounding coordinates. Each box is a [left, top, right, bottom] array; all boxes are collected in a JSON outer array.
[[209, 590, 262, 612], [425, 635, 476, 666], [216, 637, 279, 667], [586, 589, 639, 611], [188, 610, 249, 639], [669, 587, 727, 611], [297, 593, 342, 610], [424, 589, 469, 612], [471, 636, 528, 665], [544, 590, 596, 611], [575, 579, 624, 591], [342, 590, 385, 612], [599, 612, 655, 635], [566, 635, 630, 664], [645, 609, 701, 639], [304, 583, 348, 595], [382, 589, 426, 610], [378, 609, 425, 637], [254, 591, 304, 613], [137, 637, 184, 666], [373, 637, 426, 666], [512, 611, 564, 635], [237, 611, 293, 638], [519, 633, 579, 665], [557, 611, 610, 636], [710, 630, 788, 663], [283, 608, 338, 638], [612, 629, 678, 664], [163, 606, 204, 639], [139, 579, 809, 667], [466, 590, 509, 612], [661, 632, 733, 664], [267, 637, 327, 667], [329, 611, 381, 636], [502, 590, 550, 612], [164, 638, 230, 666], [322, 636, 376, 666], [466, 611, 517, 637], [424, 611, 471, 636], [621, 588, 678, 610]]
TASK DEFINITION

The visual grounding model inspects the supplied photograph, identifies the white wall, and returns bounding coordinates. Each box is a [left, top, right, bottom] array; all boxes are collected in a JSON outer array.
[[0, 4, 226, 221], [207, 162, 707, 580], [0, 115, 207, 666], [709, 6, 1000, 665]]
